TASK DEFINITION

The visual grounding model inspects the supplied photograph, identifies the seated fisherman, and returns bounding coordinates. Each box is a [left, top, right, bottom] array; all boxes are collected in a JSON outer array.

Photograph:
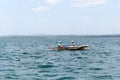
[[71, 40, 76, 46], [58, 41, 64, 48]]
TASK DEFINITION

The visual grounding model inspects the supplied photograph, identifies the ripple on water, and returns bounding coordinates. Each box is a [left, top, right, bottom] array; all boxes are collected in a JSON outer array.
[[56, 77, 76, 80], [37, 64, 56, 68], [92, 75, 113, 80], [89, 67, 103, 71], [22, 52, 29, 54], [43, 74, 58, 77], [4, 74, 19, 80]]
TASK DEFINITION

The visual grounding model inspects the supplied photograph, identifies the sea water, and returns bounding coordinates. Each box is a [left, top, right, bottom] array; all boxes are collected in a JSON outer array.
[[0, 36, 120, 80]]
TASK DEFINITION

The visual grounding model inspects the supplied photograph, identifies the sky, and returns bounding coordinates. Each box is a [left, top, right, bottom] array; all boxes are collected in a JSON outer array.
[[0, 0, 120, 36]]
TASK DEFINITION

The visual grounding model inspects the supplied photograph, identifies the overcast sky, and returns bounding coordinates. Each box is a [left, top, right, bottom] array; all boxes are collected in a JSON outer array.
[[0, 0, 120, 36]]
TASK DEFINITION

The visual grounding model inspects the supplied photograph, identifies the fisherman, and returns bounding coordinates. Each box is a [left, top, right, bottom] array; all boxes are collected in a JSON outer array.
[[71, 40, 75, 46], [58, 41, 64, 48], [58, 41, 62, 47]]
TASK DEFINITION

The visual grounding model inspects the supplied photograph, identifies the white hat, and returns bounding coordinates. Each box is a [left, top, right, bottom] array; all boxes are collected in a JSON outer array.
[[71, 40, 74, 42], [58, 41, 62, 43]]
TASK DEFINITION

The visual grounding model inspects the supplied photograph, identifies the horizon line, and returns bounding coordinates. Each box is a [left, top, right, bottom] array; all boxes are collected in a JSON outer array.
[[0, 34, 120, 37]]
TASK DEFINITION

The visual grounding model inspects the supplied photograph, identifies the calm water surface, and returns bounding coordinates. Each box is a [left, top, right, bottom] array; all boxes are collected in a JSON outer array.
[[0, 36, 120, 80]]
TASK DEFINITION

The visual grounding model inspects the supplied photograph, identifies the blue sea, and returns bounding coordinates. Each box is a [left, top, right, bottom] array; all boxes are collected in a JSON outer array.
[[0, 36, 120, 80]]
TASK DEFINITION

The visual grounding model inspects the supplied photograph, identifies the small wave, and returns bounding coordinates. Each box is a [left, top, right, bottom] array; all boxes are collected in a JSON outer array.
[[89, 67, 103, 71], [37, 64, 56, 68], [92, 75, 113, 79], [22, 52, 29, 54], [4, 74, 19, 79], [56, 77, 76, 80], [43, 74, 58, 77]]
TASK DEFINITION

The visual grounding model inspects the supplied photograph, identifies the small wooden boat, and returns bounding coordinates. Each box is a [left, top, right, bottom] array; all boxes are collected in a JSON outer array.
[[49, 45, 89, 50]]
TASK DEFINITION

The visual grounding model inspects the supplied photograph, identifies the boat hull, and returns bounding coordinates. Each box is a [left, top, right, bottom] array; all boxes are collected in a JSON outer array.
[[49, 45, 89, 50]]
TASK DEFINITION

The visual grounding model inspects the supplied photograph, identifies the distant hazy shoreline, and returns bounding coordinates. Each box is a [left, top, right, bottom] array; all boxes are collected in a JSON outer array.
[[0, 34, 120, 38]]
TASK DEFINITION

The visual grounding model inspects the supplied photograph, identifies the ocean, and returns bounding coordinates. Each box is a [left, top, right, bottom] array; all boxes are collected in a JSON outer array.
[[0, 36, 120, 80]]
